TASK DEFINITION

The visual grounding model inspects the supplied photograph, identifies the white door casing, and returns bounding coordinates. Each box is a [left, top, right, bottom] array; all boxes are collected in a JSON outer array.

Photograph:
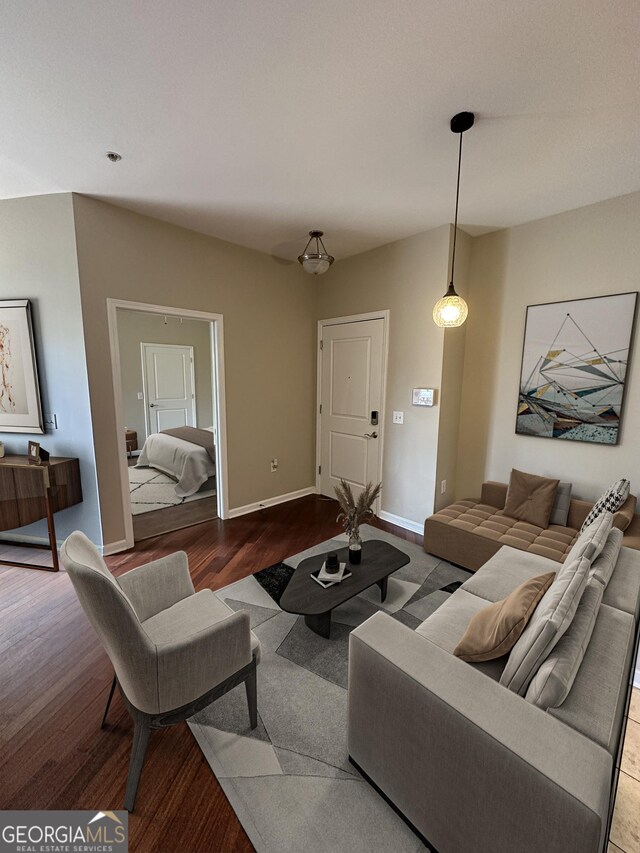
[[142, 343, 196, 435], [318, 315, 387, 508], [106, 299, 229, 553]]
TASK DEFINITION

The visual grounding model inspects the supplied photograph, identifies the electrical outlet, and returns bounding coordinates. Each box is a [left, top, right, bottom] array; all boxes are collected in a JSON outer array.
[[441, 479, 447, 495], [43, 413, 58, 430], [393, 411, 404, 424], [270, 458, 278, 473]]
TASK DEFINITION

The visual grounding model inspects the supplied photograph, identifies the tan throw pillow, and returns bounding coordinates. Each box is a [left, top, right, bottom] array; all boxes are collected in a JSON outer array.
[[454, 572, 555, 663], [504, 469, 560, 529]]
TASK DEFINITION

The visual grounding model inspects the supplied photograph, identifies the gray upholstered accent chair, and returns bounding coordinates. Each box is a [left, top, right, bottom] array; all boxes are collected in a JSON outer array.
[[61, 531, 260, 811]]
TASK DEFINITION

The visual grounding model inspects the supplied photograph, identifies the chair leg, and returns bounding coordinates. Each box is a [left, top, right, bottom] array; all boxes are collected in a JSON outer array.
[[101, 675, 117, 729], [123, 717, 151, 812], [244, 664, 257, 730]]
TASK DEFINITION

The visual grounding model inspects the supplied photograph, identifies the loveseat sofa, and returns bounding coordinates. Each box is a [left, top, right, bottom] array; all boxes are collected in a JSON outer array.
[[423, 480, 638, 571], [348, 514, 640, 853]]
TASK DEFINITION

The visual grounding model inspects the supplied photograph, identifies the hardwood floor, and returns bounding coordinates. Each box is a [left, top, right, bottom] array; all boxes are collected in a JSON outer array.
[[0, 495, 419, 853], [132, 495, 218, 541]]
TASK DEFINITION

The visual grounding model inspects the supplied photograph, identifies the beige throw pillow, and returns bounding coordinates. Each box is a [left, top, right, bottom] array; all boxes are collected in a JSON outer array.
[[525, 579, 604, 709], [454, 572, 555, 663], [504, 469, 560, 529], [549, 481, 572, 526], [500, 553, 592, 695], [589, 527, 623, 587], [564, 511, 614, 566]]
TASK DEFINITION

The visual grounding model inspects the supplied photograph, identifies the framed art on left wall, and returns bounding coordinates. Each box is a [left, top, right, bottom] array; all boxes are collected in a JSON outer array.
[[0, 299, 44, 434]]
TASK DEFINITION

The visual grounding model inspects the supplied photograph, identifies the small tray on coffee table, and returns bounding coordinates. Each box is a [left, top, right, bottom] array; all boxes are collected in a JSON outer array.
[[279, 540, 410, 638]]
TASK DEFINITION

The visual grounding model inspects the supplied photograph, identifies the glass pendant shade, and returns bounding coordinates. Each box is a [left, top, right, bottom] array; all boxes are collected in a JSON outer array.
[[301, 255, 332, 275], [298, 230, 334, 275], [433, 283, 469, 328]]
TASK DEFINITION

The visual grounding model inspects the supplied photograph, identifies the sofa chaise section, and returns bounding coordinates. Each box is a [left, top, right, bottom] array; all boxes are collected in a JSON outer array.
[[424, 481, 637, 571]]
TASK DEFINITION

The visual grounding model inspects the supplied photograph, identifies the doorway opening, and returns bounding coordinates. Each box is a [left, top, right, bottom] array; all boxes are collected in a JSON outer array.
[[107, 300, 229, 546]]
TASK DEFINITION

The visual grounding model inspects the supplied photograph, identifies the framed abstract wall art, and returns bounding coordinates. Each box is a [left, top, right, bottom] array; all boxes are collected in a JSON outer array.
[[0, 299, 44, 434], [516, 291, 638, 445]]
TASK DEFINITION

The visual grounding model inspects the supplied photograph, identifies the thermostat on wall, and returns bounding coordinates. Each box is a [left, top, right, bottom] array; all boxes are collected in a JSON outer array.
[[412, 388, 435, 407]]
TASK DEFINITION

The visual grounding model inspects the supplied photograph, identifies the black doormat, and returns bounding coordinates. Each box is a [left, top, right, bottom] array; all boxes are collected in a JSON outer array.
[[253, 562, 295, 605]]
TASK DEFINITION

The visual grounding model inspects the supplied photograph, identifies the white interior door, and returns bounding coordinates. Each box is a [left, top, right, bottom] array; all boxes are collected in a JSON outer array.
[[319, 318, 385, 503], [142, 343, 196, 434]]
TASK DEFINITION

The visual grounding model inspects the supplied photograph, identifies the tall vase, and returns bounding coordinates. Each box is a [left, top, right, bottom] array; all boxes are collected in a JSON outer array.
[[348, 530, 362, 565]]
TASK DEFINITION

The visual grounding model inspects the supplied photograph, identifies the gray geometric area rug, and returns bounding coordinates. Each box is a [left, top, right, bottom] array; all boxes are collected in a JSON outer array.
[[188, 524, 470, 853], [128, 466, 215, 515]]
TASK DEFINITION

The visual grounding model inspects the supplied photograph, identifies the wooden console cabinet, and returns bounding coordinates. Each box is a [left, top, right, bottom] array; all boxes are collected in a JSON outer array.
[[0, 455, 82, 572]]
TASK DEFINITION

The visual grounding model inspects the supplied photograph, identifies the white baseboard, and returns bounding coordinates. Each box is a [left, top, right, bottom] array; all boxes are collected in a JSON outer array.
[[0, 531, 125, 560], [228, 487, 316, 519], [378, 510, 424, 535], [0, 531, 131, 559], [0, 532, 51, 546], [102, 539, 130, 556]]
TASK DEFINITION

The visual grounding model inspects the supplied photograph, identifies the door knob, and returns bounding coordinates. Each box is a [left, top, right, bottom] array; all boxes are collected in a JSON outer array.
[[364, 431, 378, 439], [149, 403, 157, 407]]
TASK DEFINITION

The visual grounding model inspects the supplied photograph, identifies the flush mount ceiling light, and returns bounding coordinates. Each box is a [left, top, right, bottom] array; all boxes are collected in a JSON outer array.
[[433, 111, 474, 328], [297, 230, 335, 275]]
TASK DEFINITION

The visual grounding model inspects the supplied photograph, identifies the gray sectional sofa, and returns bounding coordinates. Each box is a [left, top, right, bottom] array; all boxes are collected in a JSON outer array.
[[348, 514, 640, 853]]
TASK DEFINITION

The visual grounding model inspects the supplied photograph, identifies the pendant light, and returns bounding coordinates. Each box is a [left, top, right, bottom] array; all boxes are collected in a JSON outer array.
[[433, 111, 474, 328], [298, 230, 335, 275]]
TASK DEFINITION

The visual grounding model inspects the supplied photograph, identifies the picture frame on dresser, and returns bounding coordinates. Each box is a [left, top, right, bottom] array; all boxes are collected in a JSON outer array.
[[0, 299, 44, 434]]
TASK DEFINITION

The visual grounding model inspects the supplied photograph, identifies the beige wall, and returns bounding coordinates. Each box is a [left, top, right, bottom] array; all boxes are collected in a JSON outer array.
[[116, 310, 213, 442], [0, 194, 102, 544], [317, 225, 456, 525], [457, 191, 640, 503], [6, 188, 636, 551], [434, 227, 471, 511], [72, 195, 317, 547]]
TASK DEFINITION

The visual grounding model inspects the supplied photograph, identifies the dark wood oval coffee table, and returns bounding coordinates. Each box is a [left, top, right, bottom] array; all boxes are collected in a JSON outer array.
[[279, 540, 410, 638]]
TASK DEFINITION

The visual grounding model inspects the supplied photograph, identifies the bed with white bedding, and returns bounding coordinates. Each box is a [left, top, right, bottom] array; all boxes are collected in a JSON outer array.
[[135, 426, 216, 498]]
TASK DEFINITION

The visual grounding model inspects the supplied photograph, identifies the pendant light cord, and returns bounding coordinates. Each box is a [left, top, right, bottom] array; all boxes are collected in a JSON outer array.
[[450, 131, 463, 286]]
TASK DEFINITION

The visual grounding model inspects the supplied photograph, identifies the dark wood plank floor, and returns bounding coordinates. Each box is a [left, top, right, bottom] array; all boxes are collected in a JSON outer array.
[[0, 495, 420, 853], [133, 494, 218, 542]]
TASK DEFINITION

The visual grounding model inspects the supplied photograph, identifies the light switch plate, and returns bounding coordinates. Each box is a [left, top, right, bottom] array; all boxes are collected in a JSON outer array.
[[137, 392, 144, 400], [393, 411, 404, 424], [43, 413, 58, 429]]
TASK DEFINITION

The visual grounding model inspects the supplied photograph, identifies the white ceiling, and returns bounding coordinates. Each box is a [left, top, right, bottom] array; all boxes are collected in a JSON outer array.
[[2, 0, 640, 261]]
